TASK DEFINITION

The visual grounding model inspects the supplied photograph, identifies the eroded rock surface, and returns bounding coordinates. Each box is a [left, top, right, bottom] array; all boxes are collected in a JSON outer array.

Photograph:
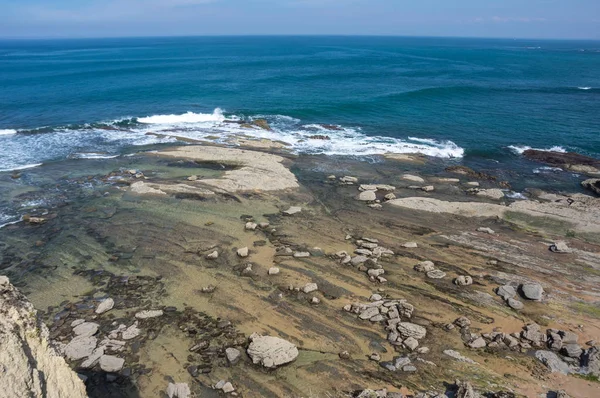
[[0, 276, 88, 398]]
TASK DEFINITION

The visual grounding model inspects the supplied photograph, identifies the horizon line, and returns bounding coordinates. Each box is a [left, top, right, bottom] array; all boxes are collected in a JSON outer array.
[[1, 33, 599, 42]]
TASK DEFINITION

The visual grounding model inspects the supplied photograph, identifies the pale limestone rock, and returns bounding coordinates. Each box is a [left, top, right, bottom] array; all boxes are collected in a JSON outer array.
[[99, 355, 125, 372], [0, 276, 88, 398], [237, 247, 249, 257], [247, 334, 299, 368], [95, 298, 114, 314], [135, 309, 163, 319], [167, 382, 191, 398]]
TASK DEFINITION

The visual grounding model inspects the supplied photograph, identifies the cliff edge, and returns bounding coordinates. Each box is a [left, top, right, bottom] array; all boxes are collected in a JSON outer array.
[[0, 276, 87, 398]]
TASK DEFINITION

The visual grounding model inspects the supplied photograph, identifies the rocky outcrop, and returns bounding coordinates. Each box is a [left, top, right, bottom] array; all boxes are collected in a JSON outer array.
[[387, 194, 600, 233], [522, 150, 600, 175], [0, 276, 88, 398], [582, 178, 600, 196], [156, 146, 299, 192]]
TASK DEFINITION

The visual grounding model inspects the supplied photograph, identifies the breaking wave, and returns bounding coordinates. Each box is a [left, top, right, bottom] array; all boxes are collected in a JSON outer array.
[[0, 108, 466, 172], [508, 145, 566, 155]]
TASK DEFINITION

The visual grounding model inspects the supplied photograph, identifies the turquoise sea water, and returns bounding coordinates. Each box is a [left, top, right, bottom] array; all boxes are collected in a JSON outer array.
[[0, 36, 599, 170]]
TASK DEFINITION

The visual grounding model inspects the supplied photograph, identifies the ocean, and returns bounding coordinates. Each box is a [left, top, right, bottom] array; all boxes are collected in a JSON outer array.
[[1, 36, 599, 173]]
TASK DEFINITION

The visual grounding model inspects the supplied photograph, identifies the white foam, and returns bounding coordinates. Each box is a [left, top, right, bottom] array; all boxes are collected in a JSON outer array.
[[578, 87, 592, 90], [138, 109, 226, 124], [0, 163, 42, 172], [505, 191, 527, 200], [0, 129, 17, 136], [508, 145, 566, 155], [533, 166, 564, 174], [71, 152, 119, 159]]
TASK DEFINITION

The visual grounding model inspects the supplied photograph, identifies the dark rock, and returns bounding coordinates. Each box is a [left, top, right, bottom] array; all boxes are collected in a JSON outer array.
[[522, 149, 600, 173], [582, 179, 600, 195]]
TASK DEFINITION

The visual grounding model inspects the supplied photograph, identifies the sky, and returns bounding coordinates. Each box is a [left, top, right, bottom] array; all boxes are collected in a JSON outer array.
[[1, 0, 599, 40]]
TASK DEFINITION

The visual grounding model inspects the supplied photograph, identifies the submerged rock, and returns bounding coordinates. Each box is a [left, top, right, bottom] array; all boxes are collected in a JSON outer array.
[[0, 276, 87, 398], [246, 334, 299, 368], [135, 309, 164, 319]]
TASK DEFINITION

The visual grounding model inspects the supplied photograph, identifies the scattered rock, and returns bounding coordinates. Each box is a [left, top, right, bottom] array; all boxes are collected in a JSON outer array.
[[443, 349, 477, 364], [403, 337, 419, 351], [246, 334, 299, 368], [65, 336, 98, 360], [468, 337, 487, 349], [73, 322, 99, 337], [402, 174, 425, 183], [421, 185, 434, 192], [268, 267, 280, 275], [245, 222, 257, 230], [476, 227, 495, 234], [426, 270, 446, 279], [496, 285, 517, 300], [302, 283, 318, 293], [95, 298, 114, 314], [454, 276, 473, 286], [226, 347, 241, 365], [135, 310, 164, 319], [507, 298, 524, 310], [283, 206, 302, 215], [166, 382, 191, 398], [99, 355, 125, 372], [401, 242, 418, 248], [549, 241, 572, 253], [535, 350, 572, 374], [206, 250, 219, 259], [293, 251, 310, 258], [476, 188, 505, 200], [521, 283, 544, 301], [358, 191, 377, 201], [414, 261, 435, 272], [397, 322, 427, 340], [237, 247, 249, 257]]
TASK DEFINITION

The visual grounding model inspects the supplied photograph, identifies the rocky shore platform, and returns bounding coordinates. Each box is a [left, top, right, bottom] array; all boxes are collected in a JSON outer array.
[[1, 142, 600, 397]]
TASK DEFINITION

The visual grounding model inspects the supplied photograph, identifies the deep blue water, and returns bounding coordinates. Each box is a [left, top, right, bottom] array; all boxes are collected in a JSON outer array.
[[1, 36, 599, 171]]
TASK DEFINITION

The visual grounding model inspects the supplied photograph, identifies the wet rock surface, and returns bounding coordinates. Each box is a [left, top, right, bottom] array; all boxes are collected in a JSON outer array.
[[2, 145, 600, 398]]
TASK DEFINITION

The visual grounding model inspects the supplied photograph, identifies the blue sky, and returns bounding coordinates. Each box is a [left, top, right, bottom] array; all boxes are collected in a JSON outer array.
[[2, 0, 599, 39]]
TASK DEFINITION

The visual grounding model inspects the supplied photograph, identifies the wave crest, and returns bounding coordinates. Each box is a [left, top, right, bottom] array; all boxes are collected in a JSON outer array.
[[508, 145, 566, 155]]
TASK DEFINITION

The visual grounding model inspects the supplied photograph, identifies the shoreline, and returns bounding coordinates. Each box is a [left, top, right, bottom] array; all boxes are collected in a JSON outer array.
[[1, 141, 600, 397]]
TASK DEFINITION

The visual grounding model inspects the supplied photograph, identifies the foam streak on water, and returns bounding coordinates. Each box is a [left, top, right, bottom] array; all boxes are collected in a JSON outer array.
[[0, 109, 465, 171]]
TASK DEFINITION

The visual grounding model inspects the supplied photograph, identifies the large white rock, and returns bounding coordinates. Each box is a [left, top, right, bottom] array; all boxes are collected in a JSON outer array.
[[99, 355, 125, 372], [64, 335, 98, 360], [357, 191, 377, 201], [95, 297, 114, 314], [397, 322, 427, 340], [0, 276, 88, 398], [73, 322, 99, 337], [247, 334, 299, 368], [167, 383, 191, 398]]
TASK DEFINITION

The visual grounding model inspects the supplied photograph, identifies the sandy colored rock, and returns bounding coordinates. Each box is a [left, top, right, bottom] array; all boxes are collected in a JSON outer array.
[[156, 145, 299, 192], [0, 276, 88, 398], [246, 334, 299, 368]]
